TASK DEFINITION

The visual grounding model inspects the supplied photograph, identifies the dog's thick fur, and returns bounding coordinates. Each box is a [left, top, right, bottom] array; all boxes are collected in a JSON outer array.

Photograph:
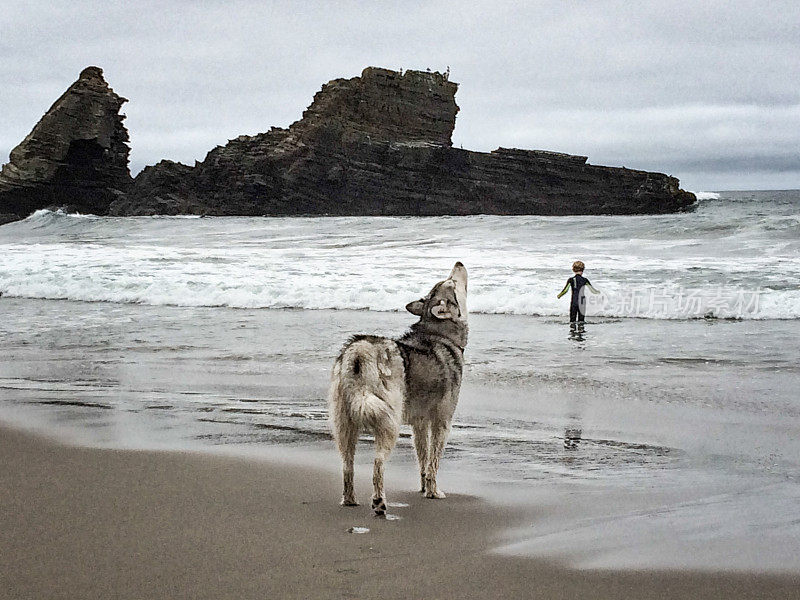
[[328, 263, 468, 515]]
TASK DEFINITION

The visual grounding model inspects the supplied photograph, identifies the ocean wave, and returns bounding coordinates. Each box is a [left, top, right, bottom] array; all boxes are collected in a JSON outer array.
[[692, 191, 721, 200], [16, 209, 205, 230], [24, 208, 100, 222], [1, 191, 798, 320], [1, 274, 798, 320]]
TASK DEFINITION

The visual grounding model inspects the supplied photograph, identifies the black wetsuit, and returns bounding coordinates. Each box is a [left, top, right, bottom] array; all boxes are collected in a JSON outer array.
[[562, 274, 591, 322]]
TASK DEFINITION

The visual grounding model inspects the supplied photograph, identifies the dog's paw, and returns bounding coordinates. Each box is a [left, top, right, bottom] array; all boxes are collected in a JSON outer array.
[[425, 490, 446, 499], [372, 497, 387, 516], [341, 498, 359, 507]]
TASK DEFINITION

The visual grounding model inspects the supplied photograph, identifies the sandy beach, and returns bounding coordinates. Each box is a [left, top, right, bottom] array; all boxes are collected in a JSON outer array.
[[2, 423, 798, 600]]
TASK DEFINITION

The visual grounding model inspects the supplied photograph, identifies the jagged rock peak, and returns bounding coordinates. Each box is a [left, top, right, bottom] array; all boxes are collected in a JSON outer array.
[[79, 65, 106, 82], [0, 66, 131, 218], [293, 66, 459, 146], [0, 66, 130, 185]]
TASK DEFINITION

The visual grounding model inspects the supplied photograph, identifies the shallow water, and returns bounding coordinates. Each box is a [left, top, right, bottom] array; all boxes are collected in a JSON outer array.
[[3, 298, 797, 479], [2, 297, 800, 570]]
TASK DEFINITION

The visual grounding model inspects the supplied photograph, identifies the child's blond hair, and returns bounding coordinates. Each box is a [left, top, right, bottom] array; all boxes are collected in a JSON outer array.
[[572, 260, 585, 273]]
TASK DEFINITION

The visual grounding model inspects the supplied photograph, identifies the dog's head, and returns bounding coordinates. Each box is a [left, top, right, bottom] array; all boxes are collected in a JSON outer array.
[[405, 262, 468, 323]]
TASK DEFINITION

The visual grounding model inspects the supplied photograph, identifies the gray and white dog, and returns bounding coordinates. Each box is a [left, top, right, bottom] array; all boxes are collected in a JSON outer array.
[[328, 262, 468, 515]]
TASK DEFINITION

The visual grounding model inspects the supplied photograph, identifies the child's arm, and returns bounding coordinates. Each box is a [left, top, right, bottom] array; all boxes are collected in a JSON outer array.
[[585, 279, 600, 294], [557, 279, 571, 298]]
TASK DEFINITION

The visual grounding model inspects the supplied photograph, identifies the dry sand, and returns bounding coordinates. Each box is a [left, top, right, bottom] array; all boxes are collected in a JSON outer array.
[[1, 423, 797, 599]]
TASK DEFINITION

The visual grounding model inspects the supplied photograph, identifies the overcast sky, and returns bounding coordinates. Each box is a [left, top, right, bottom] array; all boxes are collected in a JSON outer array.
[[2, 0, 798, 191]]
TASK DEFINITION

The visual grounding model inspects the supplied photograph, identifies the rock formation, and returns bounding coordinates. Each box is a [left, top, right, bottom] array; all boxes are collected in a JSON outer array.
[[1, 66, 695, 222], [113, 67, 694, 216], [0, 66, 131, 221]]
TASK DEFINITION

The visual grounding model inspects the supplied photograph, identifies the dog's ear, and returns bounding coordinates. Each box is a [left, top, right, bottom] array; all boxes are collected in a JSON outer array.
[[405, 299, 425, 316]]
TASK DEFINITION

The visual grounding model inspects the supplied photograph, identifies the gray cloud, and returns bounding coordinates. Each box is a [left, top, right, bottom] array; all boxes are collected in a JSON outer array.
[[1, 0, 798, 191]]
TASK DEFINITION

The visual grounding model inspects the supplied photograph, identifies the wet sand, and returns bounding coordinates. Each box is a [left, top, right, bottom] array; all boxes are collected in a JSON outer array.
[[2, 424, 798, 600]]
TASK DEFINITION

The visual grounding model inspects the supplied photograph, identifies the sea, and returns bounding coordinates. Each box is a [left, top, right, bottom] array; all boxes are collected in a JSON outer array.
[[1, 189, 799, 571]]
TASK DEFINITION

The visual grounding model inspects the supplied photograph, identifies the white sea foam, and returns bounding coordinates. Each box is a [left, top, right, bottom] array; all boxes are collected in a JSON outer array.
[[692, 191, 721, 200], [1, 194, 798, 320], [26, 208, 100, 221]]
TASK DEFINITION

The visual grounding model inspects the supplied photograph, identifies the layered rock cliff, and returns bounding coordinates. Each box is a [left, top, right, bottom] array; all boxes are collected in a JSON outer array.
[[0, 67, 131, 220], [112, 67, 694, 216], [1, 66, 695, 222]]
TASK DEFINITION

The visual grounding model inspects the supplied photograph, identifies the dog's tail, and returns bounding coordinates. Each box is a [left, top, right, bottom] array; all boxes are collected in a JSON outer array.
[[329, 340, 399, 438]]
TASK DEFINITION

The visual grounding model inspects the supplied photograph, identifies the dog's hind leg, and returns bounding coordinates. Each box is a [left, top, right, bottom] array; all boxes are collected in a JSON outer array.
[[425, 422, 450, 499], [411, 420, 430, 494], [338, 425, 359, 506], [371, 427, 398, 516]]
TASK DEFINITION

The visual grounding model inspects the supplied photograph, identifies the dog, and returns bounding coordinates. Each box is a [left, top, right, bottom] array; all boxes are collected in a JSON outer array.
[[328, 262, 468, 515]]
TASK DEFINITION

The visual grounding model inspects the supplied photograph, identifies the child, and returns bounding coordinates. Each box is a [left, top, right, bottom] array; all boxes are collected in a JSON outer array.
[[557, 260, 599, 322]]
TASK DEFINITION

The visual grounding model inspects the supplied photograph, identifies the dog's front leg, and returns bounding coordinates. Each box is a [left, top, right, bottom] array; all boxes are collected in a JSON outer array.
[[411, 420, 429, 494], [425, 422, 450, 499]]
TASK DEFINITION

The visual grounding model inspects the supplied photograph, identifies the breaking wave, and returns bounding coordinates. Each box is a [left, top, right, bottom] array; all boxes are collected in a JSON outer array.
[[1, 191, 798, 320], [692, 191, 721, 201]]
